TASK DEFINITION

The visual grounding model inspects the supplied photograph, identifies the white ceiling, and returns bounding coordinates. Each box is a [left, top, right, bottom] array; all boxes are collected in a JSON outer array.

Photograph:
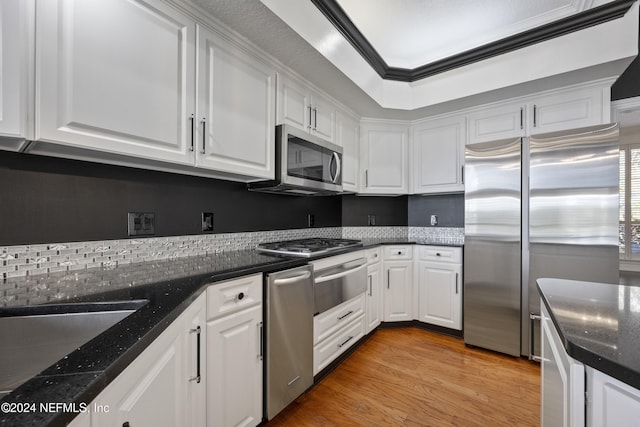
[[336, 0, 609, 68], [188, 0, 636, 118]]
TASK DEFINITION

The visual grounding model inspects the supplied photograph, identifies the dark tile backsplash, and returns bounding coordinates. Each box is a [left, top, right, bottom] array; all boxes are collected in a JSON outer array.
[[408, 193, 464, 227], [0, 152, 341, 245]]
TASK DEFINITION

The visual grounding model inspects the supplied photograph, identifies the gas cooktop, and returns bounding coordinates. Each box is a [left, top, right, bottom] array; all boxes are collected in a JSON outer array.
[[256, 238, 362, 257]]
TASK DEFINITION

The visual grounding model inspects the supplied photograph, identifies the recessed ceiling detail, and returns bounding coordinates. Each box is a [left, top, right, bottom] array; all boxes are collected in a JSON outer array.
[[310, 0, 636, 82]]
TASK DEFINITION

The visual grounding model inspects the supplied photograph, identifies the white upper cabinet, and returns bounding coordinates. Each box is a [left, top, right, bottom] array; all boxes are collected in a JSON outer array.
[[0, 0, 33, 149], [468, 81, 611, 144], [35, 0, 195, 165], [360, 121, 409, 194], [336, 109, 360, 192], [410, 115, 465, 194], [277, 75, 336, 143], [196, 26, 276, 180], [528, 84, 608, 135], [467, 100, 526, 145]]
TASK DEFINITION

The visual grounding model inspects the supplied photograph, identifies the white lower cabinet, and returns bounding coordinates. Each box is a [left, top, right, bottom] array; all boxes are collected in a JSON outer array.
[[365, 248, 382, 334], [206, 274, 263, 427], [91, 293, 207, 427], [313, 294, 365, 375], [383, 246, 413, 322], [541, 302, 585, 427], [415, 246, 462, 330], [587, 367, 640, 427]]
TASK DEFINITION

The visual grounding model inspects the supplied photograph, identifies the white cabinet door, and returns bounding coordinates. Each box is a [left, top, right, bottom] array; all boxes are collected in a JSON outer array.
[[411, 116, 465, 194], [529, 85, 606, 135], [36, 0, 195, 165], [383, 261, 413, 321], [336, 110, 359, 192], [467, 101, 525, 145], [417, 261, 462, 330], [541, 302, 584, 427], [361, 122, 409, 194], [92, 293, 206, 427], [310, 92, 335, 143], [276, 75, 336, 143], [277, 76, 311, 132], [365, 262, 382, 333], [0, 0, 33, 148], [197, 26, 275, 180], [587, 366, 640, 427], [207, 304, 262, 427]]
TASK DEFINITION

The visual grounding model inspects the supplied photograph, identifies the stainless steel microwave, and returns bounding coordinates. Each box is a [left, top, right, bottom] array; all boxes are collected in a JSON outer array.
[[248, 124, 343, 195]]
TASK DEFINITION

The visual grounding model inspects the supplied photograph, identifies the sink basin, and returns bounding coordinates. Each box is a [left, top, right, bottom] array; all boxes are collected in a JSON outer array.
[[0, 300, 148, 398]]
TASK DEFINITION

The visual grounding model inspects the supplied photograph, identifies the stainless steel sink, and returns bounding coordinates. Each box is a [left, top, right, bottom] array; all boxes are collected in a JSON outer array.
[[0, 300, 148, 398]]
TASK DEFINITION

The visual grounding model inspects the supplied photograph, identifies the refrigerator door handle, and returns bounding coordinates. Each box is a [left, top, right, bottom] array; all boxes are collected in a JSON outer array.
[[529, 313, 542, 362]]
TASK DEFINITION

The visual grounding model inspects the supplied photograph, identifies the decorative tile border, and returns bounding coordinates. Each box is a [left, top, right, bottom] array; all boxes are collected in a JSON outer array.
[[408, 226, 465, 246], [0, 226, 464, 281], [0, 227, 341, 280]]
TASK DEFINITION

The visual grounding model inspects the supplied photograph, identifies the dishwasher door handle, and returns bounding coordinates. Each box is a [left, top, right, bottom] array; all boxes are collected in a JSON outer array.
[[314, 259, 367, 284], [272, 271, 312, 286]]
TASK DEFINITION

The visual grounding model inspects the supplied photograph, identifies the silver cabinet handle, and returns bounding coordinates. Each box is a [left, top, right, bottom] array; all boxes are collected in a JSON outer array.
[[520, 107, 524, 130], [529, 313, 542, 362], [337, 310, 353, 320], [461, 165, 464, 184], [200, 118, 206, 154], [273, 271, 312, 286], [258, 321, 264, 360], [365, 170, 369, 187], [387, 269, 390, 289], [338, 336, 354, 348], [189, 114, 195, 152], [533, 104, 537, 127], [308, 106, 312, 130], [313, 107, 318, 131], [455, 273, 459, 294], [189, 325, 201, 383], [368, 275, 372, 296]]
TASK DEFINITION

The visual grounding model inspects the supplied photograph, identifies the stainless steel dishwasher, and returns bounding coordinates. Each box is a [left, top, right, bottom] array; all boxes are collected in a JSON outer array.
[[264, 264, 314, 420]]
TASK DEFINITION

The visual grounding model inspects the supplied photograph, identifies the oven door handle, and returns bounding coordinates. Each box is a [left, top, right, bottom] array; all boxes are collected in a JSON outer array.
[[314, 259, 367, 284], [329, 152, 341, 184], [273, 271, 312, 286]]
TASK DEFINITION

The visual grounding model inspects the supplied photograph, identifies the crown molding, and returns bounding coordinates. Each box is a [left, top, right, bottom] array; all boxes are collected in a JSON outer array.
[[311, 0, 637, 82]]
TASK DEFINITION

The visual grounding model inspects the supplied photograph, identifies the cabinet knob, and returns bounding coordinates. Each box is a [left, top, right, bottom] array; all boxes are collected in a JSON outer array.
[[436, 253, 441, 256], [397, 251, 402, 255], [237, 292, 245, 301]]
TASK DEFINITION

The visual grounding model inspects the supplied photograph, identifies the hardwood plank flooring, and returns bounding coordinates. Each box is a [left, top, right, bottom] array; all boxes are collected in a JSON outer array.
[[266, 328, 540, 427]]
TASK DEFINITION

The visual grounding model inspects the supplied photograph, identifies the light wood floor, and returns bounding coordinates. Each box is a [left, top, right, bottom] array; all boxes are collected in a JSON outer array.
[[266, 327, 540, 427]]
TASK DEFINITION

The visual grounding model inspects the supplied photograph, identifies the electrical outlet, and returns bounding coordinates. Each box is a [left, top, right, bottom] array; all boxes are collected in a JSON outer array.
[[202, 212, 214, 232], [307, 214, 315, 228], [128, 212, 155, 236], [367, 214, 376, 226], [430, 214, 438, 226]]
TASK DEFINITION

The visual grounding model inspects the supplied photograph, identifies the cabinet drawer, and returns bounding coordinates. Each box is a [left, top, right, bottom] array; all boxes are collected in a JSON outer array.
[[365, 247, 381, 264], [313, 314, 365, 375], [383, 245, 413, 260], [206, 273, 262, 320], [417, 246, 462, 263], [314, 293, 364, 345]]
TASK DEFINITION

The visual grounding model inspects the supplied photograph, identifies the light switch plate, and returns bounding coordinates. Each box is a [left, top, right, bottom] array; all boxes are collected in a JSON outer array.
[[128, 212, 155, 236]]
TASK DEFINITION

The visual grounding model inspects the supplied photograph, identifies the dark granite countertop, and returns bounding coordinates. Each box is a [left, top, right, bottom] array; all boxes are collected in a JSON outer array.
[[0, 239, 461, 426], [359, 238, 463, 248], [537, 278, 640, 390]]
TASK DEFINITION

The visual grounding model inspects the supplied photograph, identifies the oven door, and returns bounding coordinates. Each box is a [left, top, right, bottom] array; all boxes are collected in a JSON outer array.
[[313, 257, 367, 315]]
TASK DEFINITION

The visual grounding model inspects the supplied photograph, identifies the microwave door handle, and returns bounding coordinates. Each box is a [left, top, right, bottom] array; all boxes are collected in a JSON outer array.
[[330, 152, 341, 183]]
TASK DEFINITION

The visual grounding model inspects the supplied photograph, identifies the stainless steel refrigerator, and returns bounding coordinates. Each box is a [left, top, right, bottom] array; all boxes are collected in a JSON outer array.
[[464, 123, 619, 358]]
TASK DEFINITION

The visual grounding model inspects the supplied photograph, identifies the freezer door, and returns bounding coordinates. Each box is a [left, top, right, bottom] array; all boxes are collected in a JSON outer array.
[[526, 124, 620, 358], [464, 138, 522, 357]]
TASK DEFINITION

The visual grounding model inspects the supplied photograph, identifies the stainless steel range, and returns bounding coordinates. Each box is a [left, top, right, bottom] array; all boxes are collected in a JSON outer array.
[[257, 238, 362, 257]]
